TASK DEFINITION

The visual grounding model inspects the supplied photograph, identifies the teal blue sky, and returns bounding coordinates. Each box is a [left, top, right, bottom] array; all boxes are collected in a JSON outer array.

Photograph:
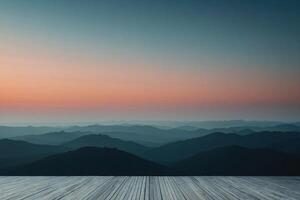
[[2, 0, 300, 69]]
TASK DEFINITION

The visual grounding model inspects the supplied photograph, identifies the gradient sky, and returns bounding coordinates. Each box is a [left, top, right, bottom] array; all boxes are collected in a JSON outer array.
[[1, 0, 300, 124]]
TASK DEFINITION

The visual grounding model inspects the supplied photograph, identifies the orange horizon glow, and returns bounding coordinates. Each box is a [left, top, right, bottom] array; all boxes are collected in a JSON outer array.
[[1, 42, 300, 113]]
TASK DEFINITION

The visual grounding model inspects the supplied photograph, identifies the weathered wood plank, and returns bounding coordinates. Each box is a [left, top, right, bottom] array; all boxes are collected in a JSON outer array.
[[0, 177, 299, 200]]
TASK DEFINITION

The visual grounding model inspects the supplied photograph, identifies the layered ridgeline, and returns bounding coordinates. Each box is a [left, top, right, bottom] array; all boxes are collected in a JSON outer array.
[[63, 134, 149, 156], [1, 127, 300, 175], [12, 131, 91, 145], [0, 134, 149, 168], [142, 132, 300, 163], [13, 131, 149, 156], [0, 139, 69, 169], [5, 123, 300, 146], [12, 126, 208, 147]]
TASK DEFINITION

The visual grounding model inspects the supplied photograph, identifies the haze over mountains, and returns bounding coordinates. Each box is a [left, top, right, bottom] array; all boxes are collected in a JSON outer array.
[[0, 121, 300, 175], [3, 121, 300, 146]]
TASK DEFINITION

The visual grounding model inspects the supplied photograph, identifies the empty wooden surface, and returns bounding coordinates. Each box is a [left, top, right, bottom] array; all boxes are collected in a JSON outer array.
[[0, 176, 299, 200]]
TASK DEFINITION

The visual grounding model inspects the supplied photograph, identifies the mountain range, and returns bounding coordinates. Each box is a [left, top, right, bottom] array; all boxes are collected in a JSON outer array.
[[143, 132, 300, 163], [4, 122, 300, 146], [0, 124, 300, 176], [2, 147, 169, 176]]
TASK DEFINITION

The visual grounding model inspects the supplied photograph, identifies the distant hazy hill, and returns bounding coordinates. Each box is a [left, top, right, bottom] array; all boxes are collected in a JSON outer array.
[[63, 134, 149, 156], [0, 126, 63, 138], [11, 125, 208, 146], [174, 145, 300, 175], [169, 120, 283, 129], [261, 124, 300, 132], [65, 125, 208, 144], [204, 123, 300, 135], [13, 131, 91, 145], [143, 132, 300, 163], [2, 147, 169, 176], [0, 139, 68, 168]]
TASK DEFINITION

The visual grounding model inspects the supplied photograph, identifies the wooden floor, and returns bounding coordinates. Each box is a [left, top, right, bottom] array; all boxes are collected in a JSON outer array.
[[0, 177, 299, 200]]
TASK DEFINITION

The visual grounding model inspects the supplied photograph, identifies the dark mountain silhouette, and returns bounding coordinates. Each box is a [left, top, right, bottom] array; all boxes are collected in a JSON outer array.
[[143, 132, 300, 163], [0, 139, 69, 168], [2, 147, 169, 176], [63, 134, 149, 155], [3, 145, 299, 176], [173, 145, 300, 175], [13, 131, 91, 145], [269, 138, 300, 155]]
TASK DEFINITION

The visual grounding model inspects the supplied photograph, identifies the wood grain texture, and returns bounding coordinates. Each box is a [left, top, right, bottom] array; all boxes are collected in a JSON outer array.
[[0, 176, 299, 200]]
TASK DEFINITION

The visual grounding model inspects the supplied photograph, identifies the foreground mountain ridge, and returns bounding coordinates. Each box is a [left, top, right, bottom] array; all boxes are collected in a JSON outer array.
[[1, 147, 170, 176]]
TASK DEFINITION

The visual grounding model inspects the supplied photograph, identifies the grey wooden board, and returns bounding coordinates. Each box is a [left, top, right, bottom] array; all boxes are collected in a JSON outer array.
[[0, 176, 299, 200]]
